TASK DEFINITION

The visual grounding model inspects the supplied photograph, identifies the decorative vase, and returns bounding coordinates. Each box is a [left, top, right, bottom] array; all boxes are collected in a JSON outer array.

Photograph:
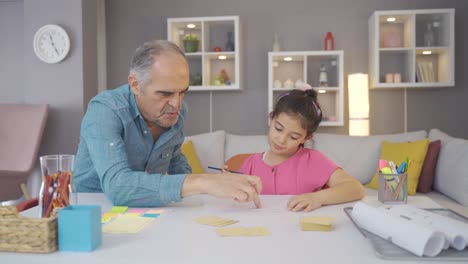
[[225, 32, 234, 51], [183, 40, 199, 53], [284, 79, 294, 89], [424, 22, 435, 47], [324, 32, 335, 50], [273, 33, 280, 52]]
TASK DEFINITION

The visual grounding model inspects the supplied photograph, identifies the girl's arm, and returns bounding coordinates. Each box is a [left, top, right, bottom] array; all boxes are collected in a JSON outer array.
[[287, 169, 365, 212]]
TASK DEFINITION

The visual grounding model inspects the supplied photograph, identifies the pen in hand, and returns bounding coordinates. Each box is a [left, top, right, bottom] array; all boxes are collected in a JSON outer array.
[[207, 166, 241, 174]]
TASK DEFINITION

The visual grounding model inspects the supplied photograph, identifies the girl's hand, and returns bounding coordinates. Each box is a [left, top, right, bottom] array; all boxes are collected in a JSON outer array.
[[287, 193, 324, 212]]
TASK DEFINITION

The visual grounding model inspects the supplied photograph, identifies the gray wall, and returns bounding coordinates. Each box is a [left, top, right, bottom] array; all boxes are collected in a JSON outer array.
[[1, 0, 99, 154], [105, 0, 468, 138], [0, 0, 24, 103], [1, 0, 467, 154], [0, 0, 100, 197]]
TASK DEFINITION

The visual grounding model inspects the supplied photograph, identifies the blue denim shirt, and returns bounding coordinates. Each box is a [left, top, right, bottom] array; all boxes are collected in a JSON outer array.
[[74, 84, 191, 206]]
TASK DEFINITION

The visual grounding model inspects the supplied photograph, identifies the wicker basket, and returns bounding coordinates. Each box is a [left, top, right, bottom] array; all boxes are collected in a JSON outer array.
[[0, 206, 57, 253]]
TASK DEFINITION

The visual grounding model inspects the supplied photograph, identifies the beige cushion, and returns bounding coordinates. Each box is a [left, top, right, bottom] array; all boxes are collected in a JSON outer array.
[[429, 129, 468, 207], [185, 130, 225, 171], [225, 133, 269, 161]]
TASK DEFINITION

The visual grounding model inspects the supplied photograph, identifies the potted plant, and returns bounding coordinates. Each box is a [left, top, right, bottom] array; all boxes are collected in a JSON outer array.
[[183, 34, 199, 53]]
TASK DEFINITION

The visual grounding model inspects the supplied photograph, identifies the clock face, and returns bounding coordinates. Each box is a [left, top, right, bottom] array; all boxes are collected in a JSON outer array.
[[33, 24, 70, 64]]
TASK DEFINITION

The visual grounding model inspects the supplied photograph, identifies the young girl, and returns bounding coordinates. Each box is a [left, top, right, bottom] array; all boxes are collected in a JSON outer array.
[[239, 88, 365, 212]]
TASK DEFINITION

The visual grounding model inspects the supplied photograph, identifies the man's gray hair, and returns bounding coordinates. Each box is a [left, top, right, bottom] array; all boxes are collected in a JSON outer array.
[[129, 40, 186, 90]]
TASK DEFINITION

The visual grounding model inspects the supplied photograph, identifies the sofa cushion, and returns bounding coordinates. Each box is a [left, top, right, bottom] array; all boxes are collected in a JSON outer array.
[[185, 130, 225, 171], [310, 130, 427, 184], [366, 139, 430, 195], [429, 129, 468, 207], [418, 140, 441, 193], [225, 134, 269, 162], [181, 140, 205, 173]]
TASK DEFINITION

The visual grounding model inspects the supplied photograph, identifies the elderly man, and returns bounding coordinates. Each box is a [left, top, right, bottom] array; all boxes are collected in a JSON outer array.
[[74, 40, 261, 207]]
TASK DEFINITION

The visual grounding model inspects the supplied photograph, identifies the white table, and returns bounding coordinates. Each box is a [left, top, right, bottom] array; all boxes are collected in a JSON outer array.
[[1, 194, 457, 264]]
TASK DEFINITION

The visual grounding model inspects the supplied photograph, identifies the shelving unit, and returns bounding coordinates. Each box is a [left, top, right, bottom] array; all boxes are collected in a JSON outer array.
[[167, 16, 240, 91], [268, 50, 344, 127], [368, 9, 455, 89]]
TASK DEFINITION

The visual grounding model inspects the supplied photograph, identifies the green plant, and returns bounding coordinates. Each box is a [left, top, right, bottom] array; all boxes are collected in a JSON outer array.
[[183, 34, 198, 41]]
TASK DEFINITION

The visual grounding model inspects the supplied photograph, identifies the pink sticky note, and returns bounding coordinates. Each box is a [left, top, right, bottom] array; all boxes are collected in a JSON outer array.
[[127, 208, 147, 214], [379, 160, 387, 170]]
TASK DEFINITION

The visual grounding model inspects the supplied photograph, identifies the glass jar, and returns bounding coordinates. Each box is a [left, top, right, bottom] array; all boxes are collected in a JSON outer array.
[[39, 154, 75, 217]]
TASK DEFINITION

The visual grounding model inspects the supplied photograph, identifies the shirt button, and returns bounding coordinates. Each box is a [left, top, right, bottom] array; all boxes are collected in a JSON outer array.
[[144, 131, 147, 134], [109, 142, 114, 146]]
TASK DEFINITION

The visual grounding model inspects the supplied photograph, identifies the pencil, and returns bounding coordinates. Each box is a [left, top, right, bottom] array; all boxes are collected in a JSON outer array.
[[207, 166, 241, 174]]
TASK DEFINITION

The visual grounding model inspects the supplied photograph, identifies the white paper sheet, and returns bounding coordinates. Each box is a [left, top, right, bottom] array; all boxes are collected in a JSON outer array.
[[352, 202, 445, 257], [387, 205, 467, 250]]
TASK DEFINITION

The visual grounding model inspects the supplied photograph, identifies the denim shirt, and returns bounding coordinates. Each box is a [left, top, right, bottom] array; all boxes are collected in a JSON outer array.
[[74, 84, 191, 207]]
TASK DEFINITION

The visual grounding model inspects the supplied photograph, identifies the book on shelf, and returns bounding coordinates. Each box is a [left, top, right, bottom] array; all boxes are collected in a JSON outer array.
[[417, 61, 435, 82]]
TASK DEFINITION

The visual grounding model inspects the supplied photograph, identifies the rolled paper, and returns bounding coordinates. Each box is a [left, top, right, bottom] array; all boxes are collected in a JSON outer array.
[[352, 202, 445, 257], [387, 205, 467, 250]]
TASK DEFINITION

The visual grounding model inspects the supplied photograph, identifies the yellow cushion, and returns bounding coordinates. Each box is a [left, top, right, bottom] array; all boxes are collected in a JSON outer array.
[[366, 139, 429, 195], [181, 140, 204, 173]]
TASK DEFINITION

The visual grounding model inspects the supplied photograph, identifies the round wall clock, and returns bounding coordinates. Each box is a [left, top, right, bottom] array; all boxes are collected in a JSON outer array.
[[33, 24, 71, 64]]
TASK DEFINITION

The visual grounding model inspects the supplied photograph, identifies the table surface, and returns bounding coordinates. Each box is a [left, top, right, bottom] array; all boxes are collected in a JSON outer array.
[[1, 193, 460, 264]]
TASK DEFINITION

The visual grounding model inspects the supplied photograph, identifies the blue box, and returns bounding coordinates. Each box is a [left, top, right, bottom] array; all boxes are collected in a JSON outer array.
[[58, 205, 102, 251]]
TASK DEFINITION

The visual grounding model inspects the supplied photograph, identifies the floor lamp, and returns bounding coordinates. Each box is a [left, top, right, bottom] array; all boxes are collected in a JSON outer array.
[[348, 73, 369, 136]]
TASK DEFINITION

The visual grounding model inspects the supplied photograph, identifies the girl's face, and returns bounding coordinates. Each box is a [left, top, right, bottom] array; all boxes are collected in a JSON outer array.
[[268, 112, 311, 157]]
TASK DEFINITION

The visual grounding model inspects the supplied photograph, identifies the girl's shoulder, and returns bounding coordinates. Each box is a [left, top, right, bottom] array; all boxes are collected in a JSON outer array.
[[244, 152, 264, 163]]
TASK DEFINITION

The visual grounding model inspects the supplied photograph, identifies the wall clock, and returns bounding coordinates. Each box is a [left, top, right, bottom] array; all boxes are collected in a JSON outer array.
[[33, 24, 71, 64]]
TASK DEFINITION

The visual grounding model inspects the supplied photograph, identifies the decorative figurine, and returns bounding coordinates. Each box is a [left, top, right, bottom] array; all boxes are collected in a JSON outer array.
[[319, 64, 328, 87]]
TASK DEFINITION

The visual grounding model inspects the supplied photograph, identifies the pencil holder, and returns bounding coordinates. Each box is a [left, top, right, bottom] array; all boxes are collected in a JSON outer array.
[[58, 205, 102, 252], [378, 173, 408, 204], [39, 154, 76, 218]]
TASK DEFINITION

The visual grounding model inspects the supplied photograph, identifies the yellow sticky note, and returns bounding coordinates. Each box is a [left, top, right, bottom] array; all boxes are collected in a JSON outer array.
[[111, 206, 128, 213], [102, 212, 119, 218], [300, 216, 333, 231], [103, 215, 154, 233], [216, 226, 271, 237]]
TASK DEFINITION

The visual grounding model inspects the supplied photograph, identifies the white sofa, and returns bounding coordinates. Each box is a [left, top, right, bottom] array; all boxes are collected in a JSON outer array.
[[185, 128, 468, 217]]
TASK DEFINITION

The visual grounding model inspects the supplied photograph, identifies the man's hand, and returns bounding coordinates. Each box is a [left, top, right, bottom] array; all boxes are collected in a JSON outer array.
[[182, 173, 262, 208]]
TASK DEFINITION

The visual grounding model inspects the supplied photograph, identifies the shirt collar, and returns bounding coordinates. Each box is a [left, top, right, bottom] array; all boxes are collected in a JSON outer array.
[[128, 84, 142, 120]]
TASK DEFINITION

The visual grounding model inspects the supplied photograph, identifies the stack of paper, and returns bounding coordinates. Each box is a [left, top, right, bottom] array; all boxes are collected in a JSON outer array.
[[300, 216, 333, 231], [216, 226, 271, 237], [194, 216, 238, 227]]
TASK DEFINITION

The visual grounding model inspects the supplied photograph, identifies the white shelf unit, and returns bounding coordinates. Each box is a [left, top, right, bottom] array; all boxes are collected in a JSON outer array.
[[167, 16, 240, 91], [268, 50, 344, 127], [369, 9, 455, 89]]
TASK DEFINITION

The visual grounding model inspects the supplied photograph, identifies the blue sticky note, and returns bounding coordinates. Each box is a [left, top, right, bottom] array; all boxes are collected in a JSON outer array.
[[143, 213, 160, 218]]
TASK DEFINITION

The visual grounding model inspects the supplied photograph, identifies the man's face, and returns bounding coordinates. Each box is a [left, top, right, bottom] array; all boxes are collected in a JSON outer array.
[[130, 54, 189, 128]]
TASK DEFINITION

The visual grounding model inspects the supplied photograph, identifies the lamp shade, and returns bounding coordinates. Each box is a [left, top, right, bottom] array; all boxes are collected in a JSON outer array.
[[348, 73, 369, 136]]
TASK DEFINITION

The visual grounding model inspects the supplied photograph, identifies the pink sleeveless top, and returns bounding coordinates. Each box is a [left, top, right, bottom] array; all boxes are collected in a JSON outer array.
[[239, 148, 338, 195]]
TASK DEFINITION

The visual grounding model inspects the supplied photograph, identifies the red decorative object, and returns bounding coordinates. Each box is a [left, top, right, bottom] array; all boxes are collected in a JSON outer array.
[[213, 46, 222, 52], [324, 32, 335, 50]]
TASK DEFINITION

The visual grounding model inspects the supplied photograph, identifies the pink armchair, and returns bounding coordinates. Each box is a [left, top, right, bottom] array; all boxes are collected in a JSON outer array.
[[0, 104, 49, 201]]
